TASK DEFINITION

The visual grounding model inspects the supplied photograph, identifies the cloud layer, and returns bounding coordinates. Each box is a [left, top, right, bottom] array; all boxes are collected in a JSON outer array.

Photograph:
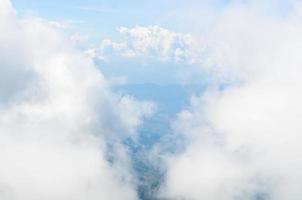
[[0, 1, 154, 199], [161, 1, 302, 200]]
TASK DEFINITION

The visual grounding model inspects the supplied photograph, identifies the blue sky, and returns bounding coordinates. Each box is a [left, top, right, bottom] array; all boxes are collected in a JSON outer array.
[[12, 0, 229, 39]]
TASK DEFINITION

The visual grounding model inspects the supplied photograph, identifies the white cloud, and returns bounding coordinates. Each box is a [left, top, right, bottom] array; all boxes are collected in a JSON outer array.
[[0, 1, 154, 199], [160, 1, 302, 200], [89, 25, 203, 64]]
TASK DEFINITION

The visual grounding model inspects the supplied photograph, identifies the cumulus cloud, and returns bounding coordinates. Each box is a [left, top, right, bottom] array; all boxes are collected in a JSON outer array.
[[0, 0, 154, 199], [160, 1, 302, 200], [88, 25, 203, 64]]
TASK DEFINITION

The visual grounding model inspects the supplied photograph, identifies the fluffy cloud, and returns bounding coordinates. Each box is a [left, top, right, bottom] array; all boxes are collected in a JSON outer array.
[[0, 0, 154, 199], [88, 25, 203, 64], [160, 1, 302, 200]]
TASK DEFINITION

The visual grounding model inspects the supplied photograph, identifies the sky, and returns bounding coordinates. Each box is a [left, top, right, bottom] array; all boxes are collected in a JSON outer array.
[[11, 0, 295, 85], [3, 0, 302, 200], [12, 0, 228, 36]]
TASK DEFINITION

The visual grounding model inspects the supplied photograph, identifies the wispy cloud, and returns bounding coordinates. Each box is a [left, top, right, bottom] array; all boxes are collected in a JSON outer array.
[[77, 6, 123, 14]]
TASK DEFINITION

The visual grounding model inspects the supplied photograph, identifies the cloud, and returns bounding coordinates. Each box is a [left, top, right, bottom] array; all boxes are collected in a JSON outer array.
[[88, 25, 203, 64], [0, 1, 154, 199], [160, 1, 302, 200]]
